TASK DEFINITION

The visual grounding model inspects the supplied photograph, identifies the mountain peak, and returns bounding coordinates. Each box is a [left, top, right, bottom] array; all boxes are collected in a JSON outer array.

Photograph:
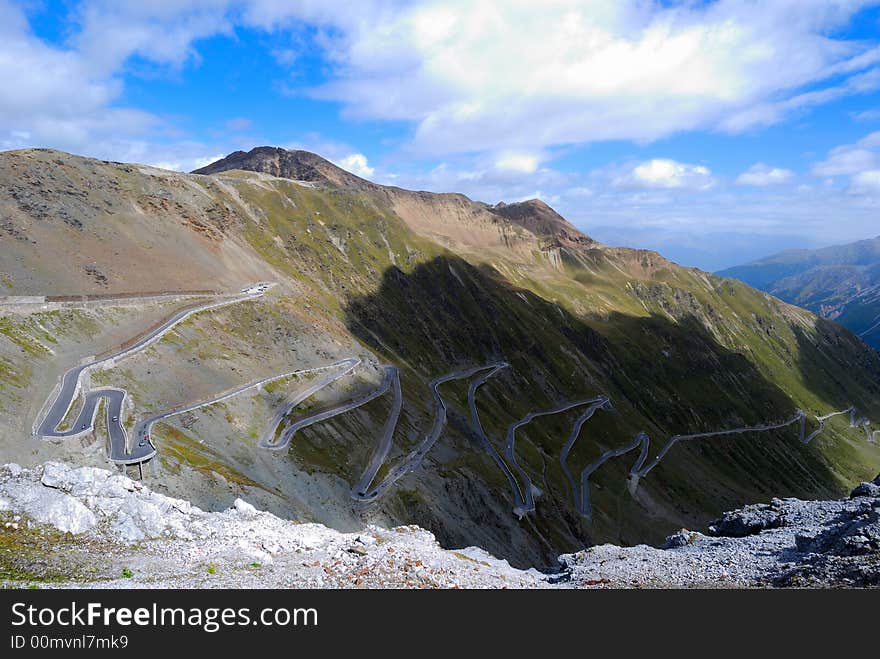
[[490, 198, 593, 246], [192, 146, 376, 190]]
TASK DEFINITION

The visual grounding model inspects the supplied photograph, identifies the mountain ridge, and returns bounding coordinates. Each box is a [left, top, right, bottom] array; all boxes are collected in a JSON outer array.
[[194, 146, 598, 257], [718, 236, 880, 349]]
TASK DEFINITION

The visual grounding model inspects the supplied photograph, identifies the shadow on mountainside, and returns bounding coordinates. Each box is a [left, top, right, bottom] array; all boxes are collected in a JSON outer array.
[[792, 317, 880, 419], [789, 317, 880, 489], [341, 255, 847, 564]]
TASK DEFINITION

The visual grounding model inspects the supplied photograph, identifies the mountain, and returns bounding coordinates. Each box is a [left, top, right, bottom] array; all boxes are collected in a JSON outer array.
[[1, 146, 879, 569], [490, 198, 595, 248], [718, 237, 880, 350], [193, 146, 377, 191]]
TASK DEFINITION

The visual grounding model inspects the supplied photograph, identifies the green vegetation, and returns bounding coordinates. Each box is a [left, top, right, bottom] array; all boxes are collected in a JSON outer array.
[[159, 424, 262, 489], [0, 317, 51, 356], [0, 513, 108, 585]]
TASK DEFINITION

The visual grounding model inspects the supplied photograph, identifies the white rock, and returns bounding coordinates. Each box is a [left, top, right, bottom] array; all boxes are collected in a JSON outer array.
[[233, 498, 258, 517], [41, 463, 113, 498], [121, 498, 167, 538], [4, 463, 22, 477], [172, 500, 194, 515], [113, 516, 146, 542], [21, 487, 96, 534], [40, 462, 71, 490], [261, 541, 283, 555]]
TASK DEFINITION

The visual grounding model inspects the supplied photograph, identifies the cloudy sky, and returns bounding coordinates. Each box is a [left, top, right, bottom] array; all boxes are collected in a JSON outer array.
[[3, 1, 880, 270]]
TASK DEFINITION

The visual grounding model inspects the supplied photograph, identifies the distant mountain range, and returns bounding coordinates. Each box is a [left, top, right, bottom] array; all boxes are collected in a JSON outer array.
[[718, 237, 880, 350]]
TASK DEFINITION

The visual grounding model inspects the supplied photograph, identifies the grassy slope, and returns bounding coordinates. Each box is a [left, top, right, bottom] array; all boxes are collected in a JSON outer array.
[[223, 175, 880, 551]]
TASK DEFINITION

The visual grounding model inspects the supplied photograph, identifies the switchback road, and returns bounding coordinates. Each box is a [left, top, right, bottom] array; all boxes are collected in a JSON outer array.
[[34, 285, 271, 463], [353, 362, 510, 501], [505, 396, 612, 517]]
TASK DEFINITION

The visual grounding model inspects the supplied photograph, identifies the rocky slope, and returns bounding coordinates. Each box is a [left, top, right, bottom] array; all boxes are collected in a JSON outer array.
[[561, 474, 880, 588], [718, 237, 880, 349], [1, 147, 880, 570], [490, 198, 595, 248], [1, 461, 877, 588]]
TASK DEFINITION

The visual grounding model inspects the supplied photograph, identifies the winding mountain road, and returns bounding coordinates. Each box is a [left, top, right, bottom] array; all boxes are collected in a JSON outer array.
[[579, 430, 650, 520], [353, 363, 510, 501], [257, 361, 518, 503], [350, 366, 403, 498], [575, 406, 866, 521], [257, 358, 362, 449], [31, 282, 878, 518], [557, 396, 613, 515], [801, 407, 854, 444], [34, 286, 271, 464], [505, 396, 613, 517], [259, 364, 398, 452], [126, 367, 308, 464], [464, 363, 532, 510], [847, 409, 879, 443]]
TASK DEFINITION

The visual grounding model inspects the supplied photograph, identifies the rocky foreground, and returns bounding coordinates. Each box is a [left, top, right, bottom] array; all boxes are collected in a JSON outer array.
[[1, 462, 878, 588]]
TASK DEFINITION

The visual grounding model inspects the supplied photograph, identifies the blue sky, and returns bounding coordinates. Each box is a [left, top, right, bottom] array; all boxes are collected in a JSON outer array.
[[3, 1, 880, 270]]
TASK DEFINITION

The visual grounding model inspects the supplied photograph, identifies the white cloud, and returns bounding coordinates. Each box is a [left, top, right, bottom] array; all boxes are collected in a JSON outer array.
[[192, 154, 225, 170], [148, 161, 182, 171], [3, 1, 880, 164], [335, 153, 374, 177], [378, 152, 573, 204], [812, 132, 880, 176], [295, 0, 880, 154], [494, 151, 540, 174], [720, 66, 880, 132], [0, 1, 158, 155], [70, 0, 234, 73], [616, 159, 714, 191], [851, 108, 880, 122], [567, 186, 594, 198], [736, 163, 794, 186], [849, 169, 880, 194]]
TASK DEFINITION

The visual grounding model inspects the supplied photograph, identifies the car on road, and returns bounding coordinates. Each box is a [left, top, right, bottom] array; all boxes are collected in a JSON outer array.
[[138, 440, 147, 447], [112, 416, 118, 422], [81, 424, 87, 429]]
